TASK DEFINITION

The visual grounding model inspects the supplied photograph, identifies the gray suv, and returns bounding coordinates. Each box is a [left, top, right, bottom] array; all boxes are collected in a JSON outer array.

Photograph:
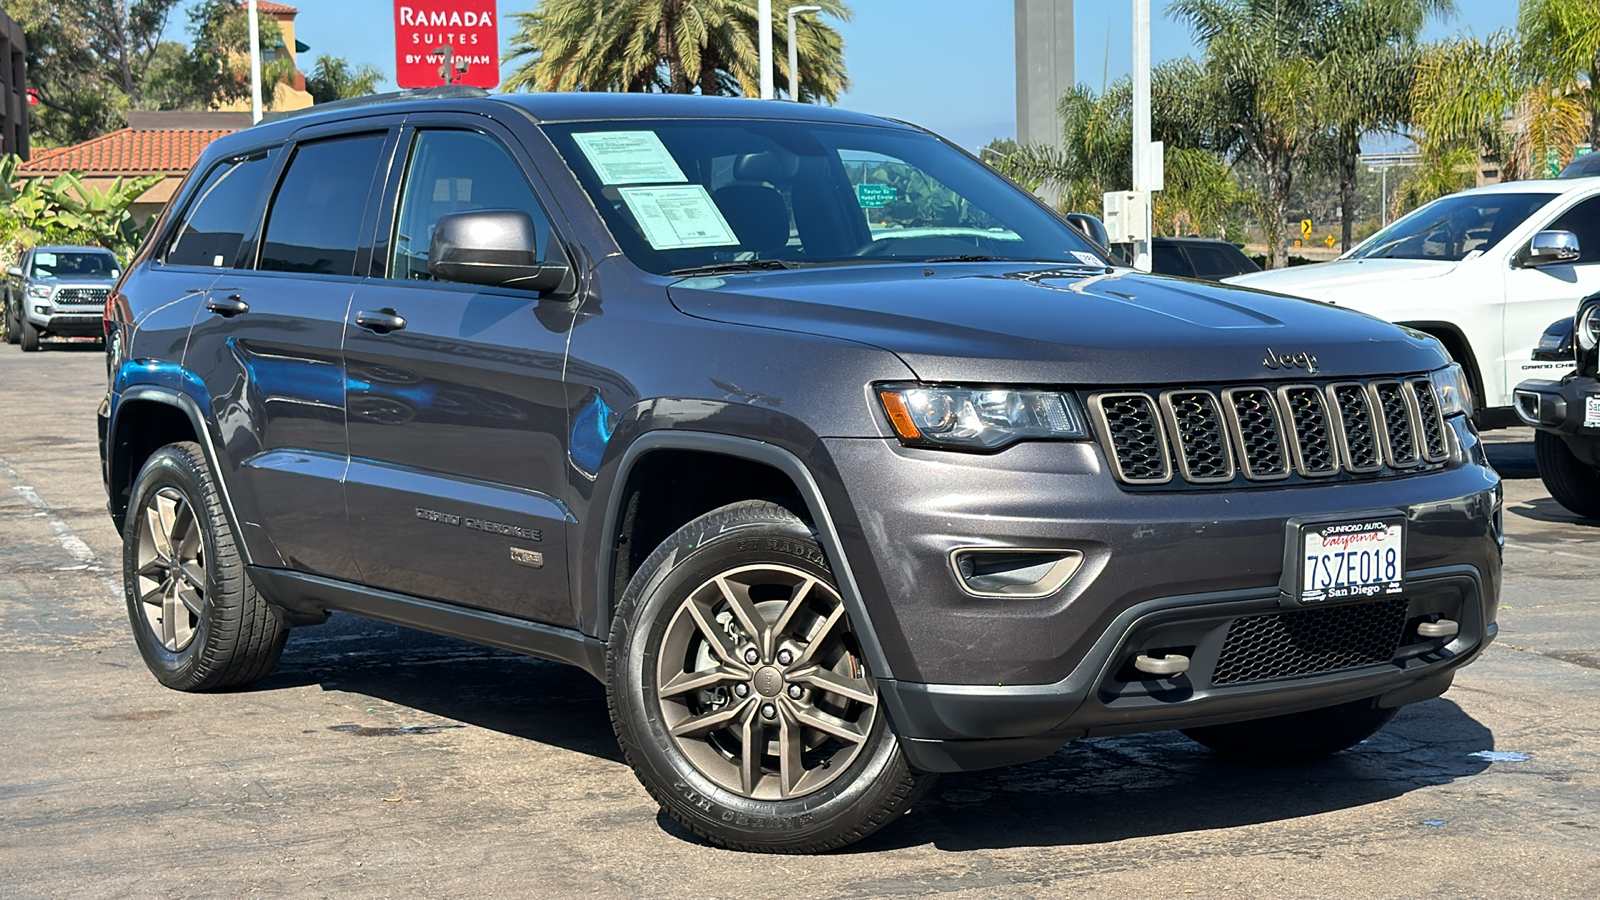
[[4, 245, 120, 351], [99, 89, 1501, 853]]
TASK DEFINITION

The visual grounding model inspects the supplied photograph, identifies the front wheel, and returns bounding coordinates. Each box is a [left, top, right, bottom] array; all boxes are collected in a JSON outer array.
[[1181, 698, 1398, 762], [1535, 430, 1600, 519], [19, 317, 40, 352], [608, 500, 933, 853]]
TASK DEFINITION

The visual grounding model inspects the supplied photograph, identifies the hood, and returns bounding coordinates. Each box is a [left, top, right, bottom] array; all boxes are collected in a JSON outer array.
[[1223, 257, 1457, 299], [668, 263, 1449, 385], [34, 274, 118, 286]]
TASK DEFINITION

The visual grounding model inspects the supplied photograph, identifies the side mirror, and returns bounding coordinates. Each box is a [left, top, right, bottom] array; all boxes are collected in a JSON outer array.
[[1523, 229, 1581, 267], [428, 209, 570, 293], [1064, 213, 1110, 253], [6, 267, 20, 278]]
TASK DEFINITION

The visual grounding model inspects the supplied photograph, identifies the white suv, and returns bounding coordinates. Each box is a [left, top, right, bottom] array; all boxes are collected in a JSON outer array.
[[1228, 179, 1600, 424]]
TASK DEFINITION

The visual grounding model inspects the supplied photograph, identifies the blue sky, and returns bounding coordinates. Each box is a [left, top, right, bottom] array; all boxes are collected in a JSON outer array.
[[178, 1, 1520, 149]]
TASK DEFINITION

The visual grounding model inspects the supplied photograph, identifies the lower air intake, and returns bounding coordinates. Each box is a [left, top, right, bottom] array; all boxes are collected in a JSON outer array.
[[1211, 598, 1410, 685]]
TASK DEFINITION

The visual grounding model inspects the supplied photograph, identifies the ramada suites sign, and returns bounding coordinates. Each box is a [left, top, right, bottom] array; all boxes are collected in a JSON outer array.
[[394, 2, 500, 89]]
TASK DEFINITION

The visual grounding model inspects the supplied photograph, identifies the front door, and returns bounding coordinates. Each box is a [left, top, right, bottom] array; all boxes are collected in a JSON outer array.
[[1503, 194, 1600, 395], [342, 124, 577, 625]]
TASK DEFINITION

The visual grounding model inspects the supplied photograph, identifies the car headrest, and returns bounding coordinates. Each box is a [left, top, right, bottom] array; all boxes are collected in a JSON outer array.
[[711, 184, 790, 255], [733, 152, 799, 184]]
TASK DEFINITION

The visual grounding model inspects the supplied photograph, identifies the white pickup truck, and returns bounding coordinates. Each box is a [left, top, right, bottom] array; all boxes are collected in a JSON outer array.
[[1228, 179, 1599, 424]]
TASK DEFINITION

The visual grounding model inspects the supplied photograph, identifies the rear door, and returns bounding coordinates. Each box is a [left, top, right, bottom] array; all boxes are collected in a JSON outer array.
[[341, 118, 578, 625], [183, 121, 399, 578]]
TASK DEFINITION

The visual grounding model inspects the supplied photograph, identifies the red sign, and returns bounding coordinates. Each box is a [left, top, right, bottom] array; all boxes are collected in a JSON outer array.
[[394, 2, 500, 89], [26, 88, 39, 106]]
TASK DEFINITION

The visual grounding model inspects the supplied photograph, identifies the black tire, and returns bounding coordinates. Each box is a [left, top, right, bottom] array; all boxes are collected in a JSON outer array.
[[1, 291, 14, 344], [123, 442, 288, 691], [19, 316, 40, 352], [1535, 430, 1600, 518], [608, 499, 934, 853], [1181, 698, 1398, 762]]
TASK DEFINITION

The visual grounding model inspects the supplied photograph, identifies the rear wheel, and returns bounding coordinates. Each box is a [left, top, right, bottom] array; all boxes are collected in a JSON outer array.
[[608, 500, 933, 853], [123, 442, 288, 690], [1181, 698, 1398, 762], [1535, 430, 1600, 519]]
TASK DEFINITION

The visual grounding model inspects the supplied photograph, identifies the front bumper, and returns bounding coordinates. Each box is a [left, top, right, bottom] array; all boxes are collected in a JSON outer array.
[[1515, 376, 1600, 465], [820, 417, 1501, 772], [25, 304, 104, 336]]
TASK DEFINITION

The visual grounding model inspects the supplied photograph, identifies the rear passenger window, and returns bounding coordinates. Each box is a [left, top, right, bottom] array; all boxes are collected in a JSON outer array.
[[1185, 245, 1243, 279], [1154, 243, 1193, 278], [165, 152, 273, 268], [259, 134, 386, 276], [388, 129, 554, 282]]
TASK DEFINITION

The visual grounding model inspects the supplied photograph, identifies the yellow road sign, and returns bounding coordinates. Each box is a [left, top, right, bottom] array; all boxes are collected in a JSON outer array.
[[1325, 234, 1336, 248], [1301, 218, 1313, 239]]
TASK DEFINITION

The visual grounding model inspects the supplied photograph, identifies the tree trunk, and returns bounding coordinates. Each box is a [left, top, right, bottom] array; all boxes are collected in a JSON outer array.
[[1339, 129, 1358, 253], [658, 9, 691, 94], [1267, 153, 1294, 269]]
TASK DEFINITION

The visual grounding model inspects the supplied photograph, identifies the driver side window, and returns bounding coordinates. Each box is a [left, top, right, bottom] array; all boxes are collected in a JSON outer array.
[[1545, 196, 1600, 264], [389, 130, 555, 282]]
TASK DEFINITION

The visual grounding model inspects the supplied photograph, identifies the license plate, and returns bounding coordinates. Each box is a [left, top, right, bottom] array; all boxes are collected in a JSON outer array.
[[1297, 518, 1404, 604]]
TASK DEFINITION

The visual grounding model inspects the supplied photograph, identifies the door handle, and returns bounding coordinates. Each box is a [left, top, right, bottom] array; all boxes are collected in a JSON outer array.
[[205, 294, 249, 317], [355, 309, 407, 334]]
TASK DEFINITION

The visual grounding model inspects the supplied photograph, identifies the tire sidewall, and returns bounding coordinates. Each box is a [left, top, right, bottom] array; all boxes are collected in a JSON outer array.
[[612, 513, 908, 846], [122, 446, 226, 688]]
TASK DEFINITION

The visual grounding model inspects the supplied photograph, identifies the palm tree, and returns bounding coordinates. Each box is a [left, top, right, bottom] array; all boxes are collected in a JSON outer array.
[[1316, 0, 1454, 250], [307, 55, 385, 104], [1169, 0, 1333, 268], [504, 0, 850, 102]]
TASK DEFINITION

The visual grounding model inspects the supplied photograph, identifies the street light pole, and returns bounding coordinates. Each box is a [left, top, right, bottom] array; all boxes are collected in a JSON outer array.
[[759, 0, 775, 99], [247, 0, 262, 123], [787, 5, 822, 101]]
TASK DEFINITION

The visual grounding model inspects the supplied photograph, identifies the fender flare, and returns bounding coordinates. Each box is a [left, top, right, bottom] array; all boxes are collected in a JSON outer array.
[[596, 430, 895, 680], [110, 386, 254, 567]]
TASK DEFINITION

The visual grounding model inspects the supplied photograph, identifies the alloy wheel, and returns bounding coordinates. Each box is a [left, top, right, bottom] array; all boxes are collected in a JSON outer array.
[[654, 563, 878, 800], [134, 486, 207, 652]]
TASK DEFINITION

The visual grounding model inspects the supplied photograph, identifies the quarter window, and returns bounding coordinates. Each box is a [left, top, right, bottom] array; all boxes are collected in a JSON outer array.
[[165, 152, 274, 268], [259, 134, 386, 276], [389, 130, 555, 282]]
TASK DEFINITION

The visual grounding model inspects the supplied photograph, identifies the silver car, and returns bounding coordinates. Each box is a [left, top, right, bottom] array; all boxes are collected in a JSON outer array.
[[3, 245, 120, 351]]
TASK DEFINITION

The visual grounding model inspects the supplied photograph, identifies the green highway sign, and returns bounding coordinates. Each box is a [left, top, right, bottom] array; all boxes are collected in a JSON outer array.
[[856, 184, 897, 208]]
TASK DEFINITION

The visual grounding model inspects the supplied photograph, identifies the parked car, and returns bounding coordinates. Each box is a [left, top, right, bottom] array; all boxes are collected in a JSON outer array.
[[1514, 294, 1600, 517], [100, 88, 1499, 853], [3, 245, 120, 351], [1109, 237, 1261, 280], [1558, 152, 1600, 178], [1226, 179, 1600, 425]]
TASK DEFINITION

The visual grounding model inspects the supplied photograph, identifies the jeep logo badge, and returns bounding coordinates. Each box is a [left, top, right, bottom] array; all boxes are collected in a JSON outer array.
[[1263, 347, 1319, 374]]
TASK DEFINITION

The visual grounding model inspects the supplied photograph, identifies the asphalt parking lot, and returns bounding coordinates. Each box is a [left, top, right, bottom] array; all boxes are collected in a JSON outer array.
[[2, 341, 1598, 898]]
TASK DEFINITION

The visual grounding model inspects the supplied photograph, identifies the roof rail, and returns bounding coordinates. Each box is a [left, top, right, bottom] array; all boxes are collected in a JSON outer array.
[[259, 86, 491, 124]]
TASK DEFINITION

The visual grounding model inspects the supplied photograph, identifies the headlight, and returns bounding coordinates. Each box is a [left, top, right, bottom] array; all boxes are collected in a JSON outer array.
[[1579, 302, 1599, 353], [1429, 363, 1473, 417], [877, 385, 1089, 450], [27, 284, 52, 299]]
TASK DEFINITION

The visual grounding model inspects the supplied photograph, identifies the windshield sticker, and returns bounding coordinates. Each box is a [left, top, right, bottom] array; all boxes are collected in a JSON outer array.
[[573, 131, 687, 185], [619, 185, 739, 250], [1071, 251, 1103, 267], [34, 252, 56, 267]]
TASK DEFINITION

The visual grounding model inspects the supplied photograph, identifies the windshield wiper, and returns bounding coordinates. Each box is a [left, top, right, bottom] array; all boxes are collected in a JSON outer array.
[[922, 254, 1006, 262], [667, 259, 807, 277]]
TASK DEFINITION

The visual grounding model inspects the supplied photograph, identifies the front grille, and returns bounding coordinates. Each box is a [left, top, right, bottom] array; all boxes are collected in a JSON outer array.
[[53, 287, 110, 305], [1091, 374, 1452, 488], [1211, 598, 1410, 685]]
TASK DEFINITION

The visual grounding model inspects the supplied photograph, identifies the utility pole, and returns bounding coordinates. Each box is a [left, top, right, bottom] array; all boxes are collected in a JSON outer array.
[[787, 5, 822, 101], [247, 0, 262, 123], [1128, 0, 1157, 270], [759, 0, 775, 99]]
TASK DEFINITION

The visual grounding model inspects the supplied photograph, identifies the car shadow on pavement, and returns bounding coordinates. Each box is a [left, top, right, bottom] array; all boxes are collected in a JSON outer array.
[[1504, 495, 1600, 528], [258, 613, 623, 764], [851, 697, 1494, 853]]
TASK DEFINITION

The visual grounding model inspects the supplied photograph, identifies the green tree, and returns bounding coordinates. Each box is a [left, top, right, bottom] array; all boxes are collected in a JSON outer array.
[[307, 55, 387, 104], [0, 155, 163, 268], [504, 0, 850, 101]]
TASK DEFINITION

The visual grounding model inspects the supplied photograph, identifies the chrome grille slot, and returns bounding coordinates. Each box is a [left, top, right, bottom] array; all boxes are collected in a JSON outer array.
[[1222, 387, 1289, 480], [1159, 390, 1233, 483], [54, 287, 110, 305], [1093, 393, 1171, 484], [1371, 380, 1419, 468], [1278, 385, 1340, 477], [1328, 383, 1382, 473], [1408, 378, 1449, 462]]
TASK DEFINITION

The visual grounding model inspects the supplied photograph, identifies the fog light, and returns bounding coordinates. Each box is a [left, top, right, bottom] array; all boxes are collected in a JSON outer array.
[[950, 547, 1083, 598], [34, 304, 49, 314], [1513, 388, 1566, 426]]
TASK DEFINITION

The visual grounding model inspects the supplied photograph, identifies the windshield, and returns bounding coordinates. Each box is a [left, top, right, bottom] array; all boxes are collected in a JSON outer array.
[[541, 119, 1107, 275], [30, 250, 118, 279], [1347, 192, 1554, 261]]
